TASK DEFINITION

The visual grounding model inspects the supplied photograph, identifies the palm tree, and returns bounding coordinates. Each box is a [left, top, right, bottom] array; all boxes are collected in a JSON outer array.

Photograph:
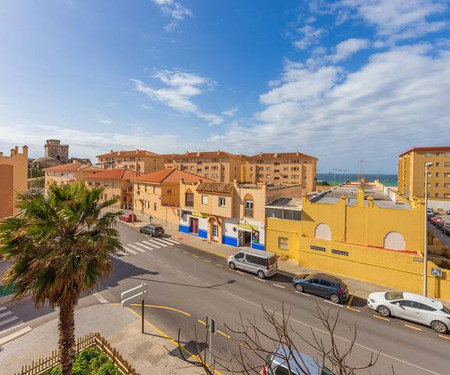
[[0, 182, 123, 375]]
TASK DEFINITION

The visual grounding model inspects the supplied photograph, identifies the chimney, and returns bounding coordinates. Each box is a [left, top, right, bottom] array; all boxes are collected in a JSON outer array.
[[110, 150, 113, 153], [259, 152, 262, 157], [197, 152, 201, 156], [10, 148, 15, 157], [185, 151, 189, 155], [274, 152, 278, 158], [118, 151, 121, 156], [136, 149, 139, 153], [296, 152, 299, 156], [22, 145, 28, 156], [217, 150, 220, 155], [357, 187, 365, 208]]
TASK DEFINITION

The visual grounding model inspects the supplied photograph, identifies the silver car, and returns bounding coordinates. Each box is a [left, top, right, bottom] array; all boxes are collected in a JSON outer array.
[[367, 291, 450, 333], [227, 249, 278, 279]]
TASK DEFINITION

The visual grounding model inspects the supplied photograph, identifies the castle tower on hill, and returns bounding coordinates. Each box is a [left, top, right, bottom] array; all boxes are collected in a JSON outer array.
[[44, 139, 69, 164]]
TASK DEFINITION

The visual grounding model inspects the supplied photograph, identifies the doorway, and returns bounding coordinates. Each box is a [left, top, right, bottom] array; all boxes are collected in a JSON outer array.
[[190, 217, 199, 234], [238, 230, 251, 247], [211, 224, 219, 242]]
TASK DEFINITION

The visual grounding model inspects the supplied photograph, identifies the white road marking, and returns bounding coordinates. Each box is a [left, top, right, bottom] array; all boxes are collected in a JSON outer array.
[[0, 311, 12, 319], [150, 238, 169, 247], [133, 242, 155, 252], [295, 291, 311, 297], [175, 269, 183, 273], [0, 326, 32, 346], [153, 237, 177, 246], [254, 277, 266, 282], [93, 292, 108, 304], [324, 300, 343, 307], [0, 307, 7, 312], [189, 276, 198, 280], [0, 322, 24, 336], [128, 244, 146, 253], [161, 237, 180, 244], [236, 271, 244, 275], [111, 254, 120, 259], [122, 246, 138, 255], [142, 240, 161, 249], [173, 248, 180, 251], [273, 283, 285, 289], [216, 264, 224, 267], [0, 316, 19, 327], [167, 265, 172, 269], [221, 290, 441, 375]]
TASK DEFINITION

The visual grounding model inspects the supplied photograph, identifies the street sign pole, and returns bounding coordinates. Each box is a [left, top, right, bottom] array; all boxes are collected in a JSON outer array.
[[142, 298, 145, 334], [121, 283, 147, 334], [206, 316, 216, 366]]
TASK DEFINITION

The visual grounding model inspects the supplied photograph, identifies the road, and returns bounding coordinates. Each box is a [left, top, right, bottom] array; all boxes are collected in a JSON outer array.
[[2, 221, 450, 374]]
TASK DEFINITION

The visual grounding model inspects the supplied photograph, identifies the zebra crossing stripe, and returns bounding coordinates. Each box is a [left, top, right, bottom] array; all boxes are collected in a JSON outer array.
[[122, 246, 138, 255], [0, 311, 12, 319], [0, 307, 6, 312], [160, 237, 179, 245], [149, 238, 170, 246], [154, 237, 177, 246], [142, 240, 161, 249], [128, 244, 146, 253], [133, 242, 155, 251], [0, 316, 19, 327]]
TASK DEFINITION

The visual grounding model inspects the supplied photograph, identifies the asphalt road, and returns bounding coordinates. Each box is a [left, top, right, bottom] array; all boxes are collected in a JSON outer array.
[[2, 221, 450, 374]]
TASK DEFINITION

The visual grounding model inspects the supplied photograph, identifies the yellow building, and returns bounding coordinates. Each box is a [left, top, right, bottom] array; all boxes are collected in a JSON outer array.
[[179, 181, 302, 250], [266, 182, 450, 299], [243, 152, 317, 190], [96, 150, 165, 173], [398, 146, 450, 210], [0, 145, 28, 219], [44, 162, 101, 188], [163, 151, 243, 183], [132, 169, 206, 226], [83, 168, 137, 209]]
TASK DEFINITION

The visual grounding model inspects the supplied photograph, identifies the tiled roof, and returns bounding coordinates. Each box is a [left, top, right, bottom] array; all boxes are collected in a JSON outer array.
[[43, 162, 86, 172], [399, 147, 450, 157], [96, 149, 162, 158], [196, 182, 234, 194], [161, 151, 240, 159], [245, 152, 317, 160], [83, 168, 137, 181], [133, 169, 211, 184]]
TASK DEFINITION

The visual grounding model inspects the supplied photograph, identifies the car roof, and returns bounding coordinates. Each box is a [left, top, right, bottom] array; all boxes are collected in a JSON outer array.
[[402, 292, 443, 309], [236, 249, 277, 258], [309, 273, 342, 282], [271, 345, 323, 374]]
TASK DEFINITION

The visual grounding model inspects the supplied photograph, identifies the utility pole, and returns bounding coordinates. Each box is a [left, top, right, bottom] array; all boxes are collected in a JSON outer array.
[[424, 162, 433, 296]]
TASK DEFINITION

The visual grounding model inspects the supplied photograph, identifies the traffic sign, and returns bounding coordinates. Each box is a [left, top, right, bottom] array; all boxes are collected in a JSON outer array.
[[121, 283, 147, 333], [431, 268, 442, 277], [206, 316, 216, 334]]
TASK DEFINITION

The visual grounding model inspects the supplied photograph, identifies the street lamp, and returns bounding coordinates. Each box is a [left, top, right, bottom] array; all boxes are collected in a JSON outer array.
[[423, 162, 433, 297]]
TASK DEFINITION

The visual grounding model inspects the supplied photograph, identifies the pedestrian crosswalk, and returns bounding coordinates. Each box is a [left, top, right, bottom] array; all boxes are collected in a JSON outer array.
[[0, 306, 32, 345], [113, 237, 180, 258]]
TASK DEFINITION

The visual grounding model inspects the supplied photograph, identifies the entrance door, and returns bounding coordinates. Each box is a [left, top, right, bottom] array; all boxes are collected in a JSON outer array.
[[211, 224, 219, 242], [190, 218, 199, 234], [238, 230, 251, 247]]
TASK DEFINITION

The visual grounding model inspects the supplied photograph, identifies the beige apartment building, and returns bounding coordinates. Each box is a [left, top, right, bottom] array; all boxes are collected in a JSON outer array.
[[44, 162, 101, 188], [163, 151, 243, 183], [83, 168, 137, 209], [243, 152, 317, 190], [398, 147, 450, 209], [96, 150, 165, 173], [0, 146, 28, 219], [132, 169, 207, 226]]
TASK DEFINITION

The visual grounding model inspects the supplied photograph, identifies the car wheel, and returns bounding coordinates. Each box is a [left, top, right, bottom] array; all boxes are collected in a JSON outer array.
[[228, 262, 236, 270], [329, 294, 340, 304], [295, 284, 304, 292], [377, 305, 391, 317], [431, 320, 448, 334], [257, 270, 265, 279]]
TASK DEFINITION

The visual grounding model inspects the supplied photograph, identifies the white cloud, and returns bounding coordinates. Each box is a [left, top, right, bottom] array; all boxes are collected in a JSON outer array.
[[331, 0, 448, 43], [132, 69, 224, 125], [222, 107, 238, 117], [99, 119, 112, 125], [207, 45, 450, 172], [293, 25, 325, 49], [151, 0, 193, 32], [327, 38, 370, 62]]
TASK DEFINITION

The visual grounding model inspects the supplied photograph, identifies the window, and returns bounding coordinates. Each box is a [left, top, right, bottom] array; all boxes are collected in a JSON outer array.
[[154, 203, 157, 211], [332, 249, 349, 256], [291, 175, 299, 179], [435, 172, 440, 177], [436, 162, 440, 167], [185, 193, 194, 207], [190, 166, 195, 170], [212, 166, 218, 170], [291, 167, 299, 171], [266, 174, 271, 179], [211, 174, 218, 178], [283, 167, 288, 171], [235, 252, 244, 260], [435, 183, 439, 187], [167, 189, 172, 194], [202, 195, 208, 204], [320, 279, 333, 287], [417, 303, 436, 312], [310, 245, 326, 252], [266, 167, 271, 171], [218, 197, 226, 207], [205, 166, 209, 170], [274, 365, 290, 375], [244, 199, 254, 217], [445, 162, 450, 167], [212, 224, 218, 237], [278, 237, 289, 250]]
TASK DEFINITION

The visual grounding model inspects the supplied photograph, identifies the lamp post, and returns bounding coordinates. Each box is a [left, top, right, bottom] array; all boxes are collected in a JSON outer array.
[[423, 162, 433, 297]]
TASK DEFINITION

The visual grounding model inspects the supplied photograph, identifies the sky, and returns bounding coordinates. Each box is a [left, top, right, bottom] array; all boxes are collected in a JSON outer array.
[[0, 0, 449, 173]]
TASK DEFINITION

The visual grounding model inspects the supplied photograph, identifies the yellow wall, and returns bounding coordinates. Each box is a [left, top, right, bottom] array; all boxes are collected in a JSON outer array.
[[266, 217, 301, 260]]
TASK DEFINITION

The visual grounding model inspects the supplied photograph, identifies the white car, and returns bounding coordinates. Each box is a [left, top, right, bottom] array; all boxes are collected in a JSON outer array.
[[367, 291, 450, 333]]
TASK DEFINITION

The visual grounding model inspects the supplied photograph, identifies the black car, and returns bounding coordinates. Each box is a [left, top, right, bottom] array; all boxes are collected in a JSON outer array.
[[442, 225, 450, 236], [139, 224, 165, 237], [292, 273, 349, 303]]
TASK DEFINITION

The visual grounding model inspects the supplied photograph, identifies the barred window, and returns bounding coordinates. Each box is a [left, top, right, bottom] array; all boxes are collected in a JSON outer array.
[[332, 249, 349, 256], [278, 237, 289, 250], [310, 245, 326, 252]]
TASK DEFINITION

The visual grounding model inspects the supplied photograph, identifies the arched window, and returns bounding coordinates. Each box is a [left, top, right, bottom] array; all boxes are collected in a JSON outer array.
[[185, 188, 194, 207], [315, 223, 331, 240], [384, 232, 406, 251], [244, 193, 254, 218]]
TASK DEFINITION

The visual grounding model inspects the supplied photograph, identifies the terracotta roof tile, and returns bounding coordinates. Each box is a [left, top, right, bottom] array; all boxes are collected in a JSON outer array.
[[161, 151, 240, 159], [43, 162, 86, 172], [83, 168, 137, 181], [96, 149, 162, 158], [245, 152, 317, 160], [132, 169, 211, 184], [196, 182, 234, 194], [399, 146, 450, 157]]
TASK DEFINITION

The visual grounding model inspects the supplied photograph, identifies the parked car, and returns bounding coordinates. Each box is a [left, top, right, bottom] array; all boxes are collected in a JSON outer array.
[[367, 291, 450, 333], [427, 208, 433, 214], [430, 216, 445, 227], [227, 249, 278, 279], [442, 225, 450, 236], [292, 273, 349, 304], [262, 344, 334, 375], [119, 213, 137, 222], [446, 210, 450, 215], [139, 224, 165, 237]]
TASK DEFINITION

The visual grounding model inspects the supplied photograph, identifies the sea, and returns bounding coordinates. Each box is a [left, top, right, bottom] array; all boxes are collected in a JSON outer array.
[[317, 173, 398, 187]]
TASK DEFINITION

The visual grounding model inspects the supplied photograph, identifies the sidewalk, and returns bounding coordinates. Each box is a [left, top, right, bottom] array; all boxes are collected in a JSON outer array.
[[123, 213, 391, 302], [0, 303, 199, 375]]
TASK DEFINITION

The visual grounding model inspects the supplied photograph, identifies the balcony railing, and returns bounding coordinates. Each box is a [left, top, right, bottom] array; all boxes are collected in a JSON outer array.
[[244, 208, 254, 218]]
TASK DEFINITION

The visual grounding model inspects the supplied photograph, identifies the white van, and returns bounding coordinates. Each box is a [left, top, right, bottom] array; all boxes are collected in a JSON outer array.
[[227, 249, 278, 279]]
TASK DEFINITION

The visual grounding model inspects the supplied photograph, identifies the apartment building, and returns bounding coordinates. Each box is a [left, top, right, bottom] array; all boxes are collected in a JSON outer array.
[[96, 150, 165, 173], [0, 146, 28, 219], [132, 169, 207, 226], [179, 180, 302, 250], [43, 162, 101, 188], [83, 168, 137, 209], [398, 147, 450, 209], [163, 151, 243, 183], [243, 152, 317, 190]]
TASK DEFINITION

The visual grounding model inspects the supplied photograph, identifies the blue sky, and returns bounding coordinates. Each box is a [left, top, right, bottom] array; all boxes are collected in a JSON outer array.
[[0, 0, 449, 173]]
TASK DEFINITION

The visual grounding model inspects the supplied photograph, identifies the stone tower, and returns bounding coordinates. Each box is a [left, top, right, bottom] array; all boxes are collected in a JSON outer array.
[[44, 139, 69, 164]]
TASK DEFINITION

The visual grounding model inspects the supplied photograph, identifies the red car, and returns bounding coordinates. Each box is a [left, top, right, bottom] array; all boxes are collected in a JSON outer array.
[[430, 216, 444, 227], [119, 213, 137, 222]]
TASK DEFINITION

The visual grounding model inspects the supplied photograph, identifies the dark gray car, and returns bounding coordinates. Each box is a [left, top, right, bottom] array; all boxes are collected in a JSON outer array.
[[292, 273, 349, 304], [139, 224, 165, 237]]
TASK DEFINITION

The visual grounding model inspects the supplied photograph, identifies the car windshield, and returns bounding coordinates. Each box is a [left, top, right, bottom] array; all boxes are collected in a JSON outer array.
[[441, 306, 450, 314], [154, 226, 163, 230], [385, 292, 404, 300]]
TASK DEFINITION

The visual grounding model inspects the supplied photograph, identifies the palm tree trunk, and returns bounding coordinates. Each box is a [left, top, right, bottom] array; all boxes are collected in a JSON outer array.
[[58, 300, 76, 375]]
